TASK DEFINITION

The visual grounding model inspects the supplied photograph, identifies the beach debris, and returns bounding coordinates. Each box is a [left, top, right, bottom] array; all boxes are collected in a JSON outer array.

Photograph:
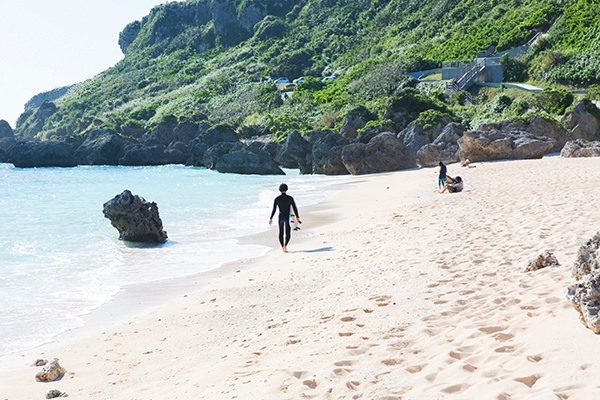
[[34, 359, 49, 367], [35, 358, 66, 382], [525, 250, 559, 272], [46, 389, 68, 398], [102, 189, 168, 243], [567, 232, 600, 333]]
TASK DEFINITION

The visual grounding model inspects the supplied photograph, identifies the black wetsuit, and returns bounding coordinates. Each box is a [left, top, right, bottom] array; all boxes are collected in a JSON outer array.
[[270, 193, 299, 247]]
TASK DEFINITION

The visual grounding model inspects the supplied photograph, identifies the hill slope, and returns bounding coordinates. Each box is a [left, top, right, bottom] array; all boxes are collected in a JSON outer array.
[[12, 0, 600, 142]]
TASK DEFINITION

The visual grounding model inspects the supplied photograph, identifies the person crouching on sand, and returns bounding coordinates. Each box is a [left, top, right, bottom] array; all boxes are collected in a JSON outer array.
[[269, 183, 301, 253]]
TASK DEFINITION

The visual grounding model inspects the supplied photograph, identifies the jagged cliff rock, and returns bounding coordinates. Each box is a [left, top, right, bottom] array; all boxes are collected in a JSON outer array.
[[119, 0, 297, 55], [23, 86, 73, 112], [0, 120, 13, 138]]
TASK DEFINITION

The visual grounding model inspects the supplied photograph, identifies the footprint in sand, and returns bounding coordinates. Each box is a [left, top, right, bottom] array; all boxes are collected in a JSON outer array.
[[320, 315, 334, 323], [381, 358, 404, 366], [527, 354, 543, 363], [479, 326, 507, 335], [495, 345, 515, 353], [515, 374, 542, 388], [463, 363, 478, 372], [441, 384, 469, 394], [341, 316, 356, 322], [292, 371, 308, 379], [370, 295, 392, 307], [334, 360, 355, 367], [405, 364, 425, 374], [302, 379, 317, 389], [493, 332, 514, 342], [345, 380, 361, 390], [347, 347, 368, 356], [333, 368, 352, 377]]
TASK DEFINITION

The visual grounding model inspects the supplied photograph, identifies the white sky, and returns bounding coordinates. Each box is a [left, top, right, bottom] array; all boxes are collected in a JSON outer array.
[[0, 0, 170, 127]]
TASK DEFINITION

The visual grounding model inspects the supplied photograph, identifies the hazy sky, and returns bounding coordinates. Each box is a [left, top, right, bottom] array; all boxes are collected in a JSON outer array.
[[0, 0, 169, 127]]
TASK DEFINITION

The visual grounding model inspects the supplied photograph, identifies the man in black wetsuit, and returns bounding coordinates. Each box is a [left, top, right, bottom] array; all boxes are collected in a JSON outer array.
[[269, 183, 300, 253]]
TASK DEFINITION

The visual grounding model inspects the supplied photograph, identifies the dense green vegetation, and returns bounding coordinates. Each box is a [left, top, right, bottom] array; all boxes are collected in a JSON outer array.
[[14, 0, 600, 141]]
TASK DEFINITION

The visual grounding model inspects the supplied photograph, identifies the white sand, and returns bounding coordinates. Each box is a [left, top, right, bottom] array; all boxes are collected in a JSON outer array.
[[2, 156, 600, 399]]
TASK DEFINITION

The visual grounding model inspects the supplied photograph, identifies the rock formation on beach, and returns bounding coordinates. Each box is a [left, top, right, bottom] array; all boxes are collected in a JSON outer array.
[[525, 250, 559, 272], [103, 190, 168, 244], [567, 232, 600, 333], [457, 129, 555, 163], [561, 139, 600, 158], [34, 358, 66, 382]]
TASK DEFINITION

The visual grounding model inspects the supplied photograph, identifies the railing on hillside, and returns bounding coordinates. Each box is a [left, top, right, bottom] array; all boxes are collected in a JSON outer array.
[[445, 58, 486, 105], [526, 32, 542, 48], [453, 58, 485, 91], [445, 81, 476, 105], [476, 49, 496, 58]]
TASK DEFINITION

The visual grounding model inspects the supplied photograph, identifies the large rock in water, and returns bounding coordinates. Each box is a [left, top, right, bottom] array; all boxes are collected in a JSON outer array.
[[103, 190, 168, 243], [567, 232, 600, 333]]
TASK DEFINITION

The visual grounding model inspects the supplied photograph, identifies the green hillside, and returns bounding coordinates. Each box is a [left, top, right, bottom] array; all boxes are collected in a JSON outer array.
[[14, 0, 600, 141]]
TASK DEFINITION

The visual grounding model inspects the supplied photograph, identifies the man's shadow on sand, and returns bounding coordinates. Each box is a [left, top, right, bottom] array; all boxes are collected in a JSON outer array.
[[289, 246, 334, 253]]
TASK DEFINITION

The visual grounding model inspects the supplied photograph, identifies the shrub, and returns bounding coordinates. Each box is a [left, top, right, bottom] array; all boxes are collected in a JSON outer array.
[[414, 109, 451, 130], [534, 87, 574, 115]]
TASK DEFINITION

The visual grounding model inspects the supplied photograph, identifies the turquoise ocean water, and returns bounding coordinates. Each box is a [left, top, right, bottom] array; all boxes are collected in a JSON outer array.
[[0, 164, 345, 356]]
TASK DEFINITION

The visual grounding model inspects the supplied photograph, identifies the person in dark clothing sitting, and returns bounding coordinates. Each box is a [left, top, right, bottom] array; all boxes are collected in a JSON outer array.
[[442, 176, 464, 193]]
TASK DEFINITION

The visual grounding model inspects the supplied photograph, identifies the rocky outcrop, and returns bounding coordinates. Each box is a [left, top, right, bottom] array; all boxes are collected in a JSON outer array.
[[311, 132, 350, 175], [339, 106, 376, 139], [341, 132, 417, 175], [398, 117, 453, 156], [563, 99, 600, 142], [119, 144, 167, 166], [213, 142, 285, 175], [19, 101, 58, 138], [0, 119, 13, 138], [561, 139, 600, 158], [74, 130, 127, 165], [23, 86, 72, 112], [275, 132, 313, 173], [119, 0, 297, 55], [35, 359, 66, 382], [416, 122, 464, 167], [483, 117, 568, 153], [457, 129, 554, 163], [567, 232, 600, 333], [9, 139, 80, 168], [103, 190, 168, 243], [0, 120, 15, 160], [118, 20, 141, 53]]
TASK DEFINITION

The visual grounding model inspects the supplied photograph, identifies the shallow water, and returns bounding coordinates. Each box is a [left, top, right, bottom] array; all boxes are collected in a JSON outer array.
[[0, 164, 342, 355]]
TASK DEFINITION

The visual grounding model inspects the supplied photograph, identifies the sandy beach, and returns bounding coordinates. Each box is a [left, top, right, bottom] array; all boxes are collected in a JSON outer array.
[[3, 155, 600, 399]]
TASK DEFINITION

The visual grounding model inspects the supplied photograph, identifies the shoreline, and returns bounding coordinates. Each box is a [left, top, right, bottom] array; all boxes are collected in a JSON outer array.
[[0, 173, 349, 368], [3, 157, 600, 398]]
